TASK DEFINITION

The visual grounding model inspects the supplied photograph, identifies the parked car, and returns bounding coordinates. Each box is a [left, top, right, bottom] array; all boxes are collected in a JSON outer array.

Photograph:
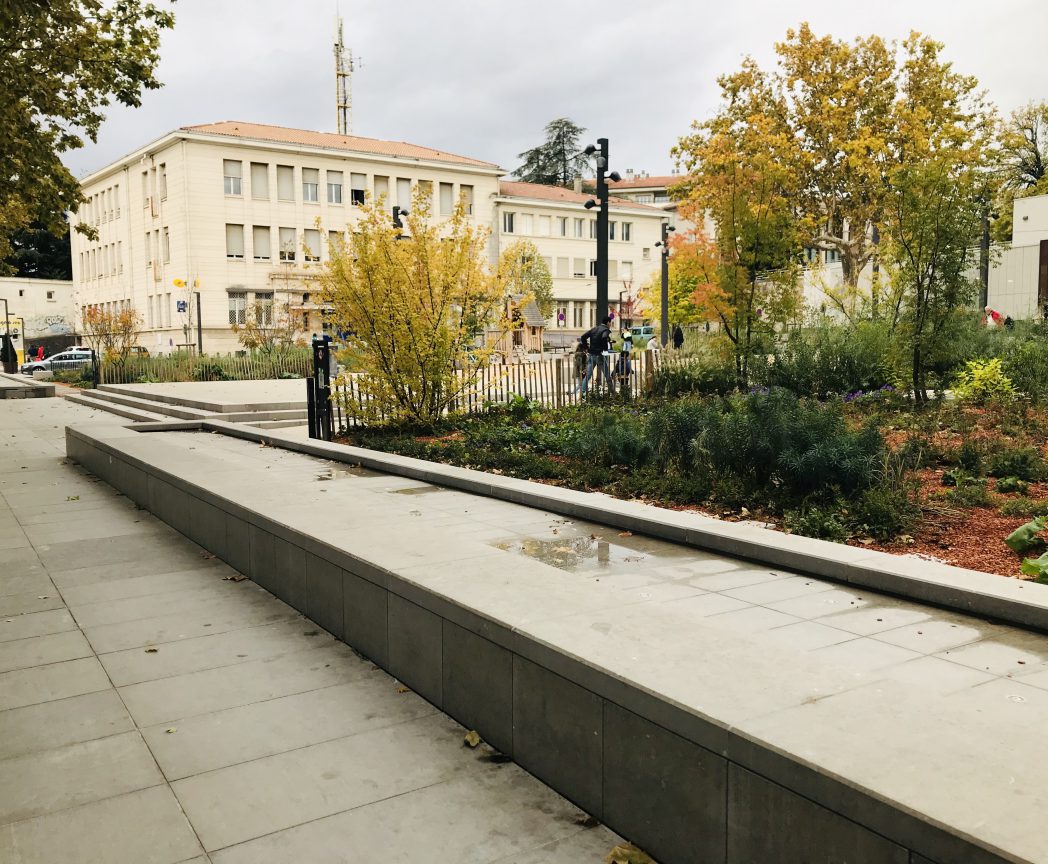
[[20, 349, 94, 375], [129, 346, 150, 357]]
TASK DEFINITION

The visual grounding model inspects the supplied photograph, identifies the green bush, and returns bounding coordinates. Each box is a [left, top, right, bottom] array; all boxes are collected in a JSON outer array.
[[953, 358, 1017, 404], [988, 446, 1046, 482], [650, 347, 736, 398], [755, 321, 896, 399], [1000, 498, 1048, 518], [945, 477, 992, 507], [783, 504, 850, 541], [957, 440, 984, 475], [1001, 324, 1048, 403], [565, 410, 652, 468], [646, 399, 720, 471], [996, 476, 1029, 495]]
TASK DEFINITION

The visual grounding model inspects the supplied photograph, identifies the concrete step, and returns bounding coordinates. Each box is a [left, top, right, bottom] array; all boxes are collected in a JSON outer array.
[[217, 409, 309, 423], [81, 388, 211, 421], [249, 418, 309, 429], [64, 391, 168, 423]]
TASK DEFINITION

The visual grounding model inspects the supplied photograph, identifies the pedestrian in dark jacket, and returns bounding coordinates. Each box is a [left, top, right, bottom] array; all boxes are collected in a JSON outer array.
[[672, 324, 685, 350], [575, 316, 615, 395]]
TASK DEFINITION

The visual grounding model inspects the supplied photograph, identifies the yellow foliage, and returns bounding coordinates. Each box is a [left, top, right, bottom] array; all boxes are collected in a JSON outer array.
[[80, 305, 142, 363]]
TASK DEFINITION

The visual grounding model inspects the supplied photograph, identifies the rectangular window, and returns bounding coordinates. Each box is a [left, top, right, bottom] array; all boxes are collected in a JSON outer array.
[[302, 168, 319, 202], [162, 227, 170, 263], [502, 211, 515, 233], [589, 259, 598, 277], [374, 175, 390, 203], [556, 302, 567, 328], [439, 182, 453, 216], [145, 232, 152, 266], [253, 226, 271, 260], [142, 171, 149, 207], [327, 170, 344, 204], [608, 260, 618, 280], [557, 216, 567, 236], [225, 224, 245, 259], [158, 163, 167, 200], [117, 241, 123, 273], [573, 218, 584, 238], [636, 193, 654, 204], [589, 220, 597, 240], [573, 302, 584, 328], [417, 180, 433, 203], [573, 258, 586, 278], [303, 229, 321, 262], [279, 227, 296, 261], [609, 221, 616, 241], [147, 294, 154, 328], [255, 292, 274, 325], [622, 222, 632, 242], [152, 231, 159, 273], [350, 173, 366, 205], [556, 257, 569, 278], [165, 292, 171, 328], [396, 178, 412, 208], [113, 184, 120, 218], [328, 230, 341, 252], [460, 184, 474, 215], [46, 290, 55, 300], [621, 261, 633, 280], [251, 163, 269, 199], [642, 247, 651, 260], [277, 165, 294, 201], [520, 213, 534, 235], [223, 160, 242, 196], [228, 291, 247, 326], [825, 248, 841, 264], [538, 215, 551, 236]]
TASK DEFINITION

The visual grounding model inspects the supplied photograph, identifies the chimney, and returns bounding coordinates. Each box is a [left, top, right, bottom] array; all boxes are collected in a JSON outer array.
[[573, 177, 583, 193], [626, 168, 634, 181]]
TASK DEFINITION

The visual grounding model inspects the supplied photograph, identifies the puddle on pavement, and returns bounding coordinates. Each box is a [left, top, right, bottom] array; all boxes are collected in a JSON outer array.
[[313, 464, 376, 481], [492, 535, 650, 574]]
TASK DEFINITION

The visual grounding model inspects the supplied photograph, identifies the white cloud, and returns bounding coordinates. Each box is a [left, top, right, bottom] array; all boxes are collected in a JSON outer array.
[[64, 0, 1048, 178]]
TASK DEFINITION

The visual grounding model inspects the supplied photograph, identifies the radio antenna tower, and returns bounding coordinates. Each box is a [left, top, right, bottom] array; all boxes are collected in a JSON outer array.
[[334, 16, 354, 135]]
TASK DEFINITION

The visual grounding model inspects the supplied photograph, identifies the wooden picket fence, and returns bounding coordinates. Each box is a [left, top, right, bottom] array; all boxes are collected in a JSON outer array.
[[99, 350, 312, 384], [331, 350, 664, 427]]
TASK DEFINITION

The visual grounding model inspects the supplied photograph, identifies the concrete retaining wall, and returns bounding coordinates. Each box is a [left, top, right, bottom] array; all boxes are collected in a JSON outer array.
[[66, 422, 1035, 864]]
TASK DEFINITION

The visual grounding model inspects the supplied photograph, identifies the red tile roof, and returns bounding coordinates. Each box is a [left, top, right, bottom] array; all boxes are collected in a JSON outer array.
[[181, 121, 501, 169], [605, 174, 682, 190], [497, 181, 662, 212]]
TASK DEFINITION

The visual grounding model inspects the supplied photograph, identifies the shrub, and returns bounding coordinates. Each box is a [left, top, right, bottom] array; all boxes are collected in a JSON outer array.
[[646, 399, 720, 471], [999, 498, 1048, 518], [650, 357, 735, 398], [1000, 324, 1048, 403], [953, 358, 1017, 405], [996, 476, 1029, 495], [946, 477, 992, 508], [783, 504, 850, 542], [957, 440, 984, 475], [565, 410, 651, 467], [988, 446, 1046, 482]]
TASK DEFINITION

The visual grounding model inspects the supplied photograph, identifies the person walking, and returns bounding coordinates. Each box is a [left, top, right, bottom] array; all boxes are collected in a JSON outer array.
[[575, 316, 615, 396], [672, 324, 685, 350], [36, 344, 44, 361], [572, 339, 587, 385]]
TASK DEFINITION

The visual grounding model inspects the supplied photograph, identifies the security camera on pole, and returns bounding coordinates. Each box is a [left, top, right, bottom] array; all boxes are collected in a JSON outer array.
[[583, 138, 621, 322]]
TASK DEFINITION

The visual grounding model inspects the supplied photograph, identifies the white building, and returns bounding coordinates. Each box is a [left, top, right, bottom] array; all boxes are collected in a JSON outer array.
[[0, 276, 76, 362], [988, 193, 1048, 319], [494, 181, 664, 345], [71, 122, 668, 355]]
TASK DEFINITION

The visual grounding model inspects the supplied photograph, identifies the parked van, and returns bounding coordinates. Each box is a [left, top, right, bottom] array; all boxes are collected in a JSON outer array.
[[629, 325, 656, 346]]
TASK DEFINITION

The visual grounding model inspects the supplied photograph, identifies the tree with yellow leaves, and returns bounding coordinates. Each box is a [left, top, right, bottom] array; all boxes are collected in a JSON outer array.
[[80, 305, 142, 364], [320, 190, 511, 425]]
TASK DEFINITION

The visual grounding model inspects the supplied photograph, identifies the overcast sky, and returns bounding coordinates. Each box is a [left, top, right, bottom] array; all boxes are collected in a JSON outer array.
[[64, 0, 1048, 179]]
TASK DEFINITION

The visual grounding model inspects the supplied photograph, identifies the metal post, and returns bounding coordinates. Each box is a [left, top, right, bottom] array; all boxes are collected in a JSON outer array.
[[595, 138, 609, 322], [979, 210, 990, 310], [660, 222, 670, 347], [195, 292, 203, 354], [306, 377, 317, 439]]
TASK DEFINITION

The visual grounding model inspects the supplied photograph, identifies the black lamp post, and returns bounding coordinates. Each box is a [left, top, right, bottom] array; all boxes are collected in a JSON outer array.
[[583, 139, 621, 323], [654, 222, 675, 346]]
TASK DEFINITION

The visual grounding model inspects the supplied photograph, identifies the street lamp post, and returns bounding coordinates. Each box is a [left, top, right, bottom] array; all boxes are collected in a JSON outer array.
[[583, 139, 621, 323], [655, 222, 675, 346]]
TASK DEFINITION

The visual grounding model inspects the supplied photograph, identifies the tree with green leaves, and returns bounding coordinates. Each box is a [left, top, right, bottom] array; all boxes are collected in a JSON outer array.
[[992, 101, 1048, 243], [0, 0, 176, 268], [3, 224, 73, 280], [497, 240, 554, 318], [513, 118, 591, 187]]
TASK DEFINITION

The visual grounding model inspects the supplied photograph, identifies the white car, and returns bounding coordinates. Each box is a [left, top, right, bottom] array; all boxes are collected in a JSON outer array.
[[20, 349, 94, 375]]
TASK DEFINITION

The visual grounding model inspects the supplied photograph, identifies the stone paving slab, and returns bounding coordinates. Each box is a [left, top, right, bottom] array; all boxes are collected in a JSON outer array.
[[0, 398, 619, 864]]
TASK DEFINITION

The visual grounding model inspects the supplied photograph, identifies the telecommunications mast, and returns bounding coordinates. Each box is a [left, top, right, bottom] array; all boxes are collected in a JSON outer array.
[[334, 16, 354, 135]]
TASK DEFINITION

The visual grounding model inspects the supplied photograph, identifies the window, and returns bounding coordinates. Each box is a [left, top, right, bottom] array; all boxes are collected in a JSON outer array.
[[608, 260, 618, 280], [556, 302, 567, 328], [621, 261, 633, 280], [327, 171, 343, 204], [609, 221, 616, 241], [147, 294, 154, 328], [302, 168, 319, 202], [556, 257, 569, 278], [636, 193, 654, 204], [418, 180, 433, 202], [538, 215, 551, 236], [520, 213, 534, 235], [460, 184, 474, 215], [255, 292, 274, 325], [279, 227, 296, 261], [277, 165, 294, 201], [825, 248, 841, 264], [117, 241, 123, 274], [589, 259, 598, 277], [145, 232, 152, 266], [589, 220, 597, 240], [803, 247, 819, 264], [557, 216, 567, 236], [228, 291, 247, 325], [642, 247, 651, 260], [158, 163, 167, 200], [541, 256, 552, 272], [304, 229, 321, 262], [46, 290, 55, 300], [573, 218, 584, 238], [162, 227, 170, 263], [374, 175, 390, 202], [142, 170, 149, 207], [328, 230, 341, 252], [502, 211, 515, 233], [152, 231, 160, 272], [251, 163, 269, 199], [253, 226, 271, 260], [164, 293, 171, 328], [350, 173, 366, 205], [573, 302, 584, 328], [622, 222, 632, 242], [573, 257, 586, 278], [223, 160, 242, 196], [396, 178, 412, 208], [439, 182, 453, 216], [19, 288, 25, 297], [225, 224, 245, 259], [113, 184, 120, 218]]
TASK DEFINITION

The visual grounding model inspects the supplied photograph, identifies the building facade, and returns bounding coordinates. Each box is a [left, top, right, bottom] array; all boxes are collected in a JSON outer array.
[[71, 122, 504, 355], [0, 276, 76, 362]]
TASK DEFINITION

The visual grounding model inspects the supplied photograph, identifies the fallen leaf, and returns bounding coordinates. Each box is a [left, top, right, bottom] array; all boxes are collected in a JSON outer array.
[[618, 531, 633, 538], [590, 533, 601, 540], [575, 814, 600, 828], [395, 686, 411, 694], [604, 842, 656, 864], [463, 730, 481, 748], [36, 595, 50, 600], [223, 574, 248, 582], [201, 552, 216, 560], [165, 728, 177, 734], [552, 546, 573, 554], [66, 495, 79, 501], [144, 647, 159, 654]]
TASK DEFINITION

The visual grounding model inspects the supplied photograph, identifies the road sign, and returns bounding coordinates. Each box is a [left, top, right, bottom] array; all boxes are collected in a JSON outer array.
[[176, 300, 187, 313]]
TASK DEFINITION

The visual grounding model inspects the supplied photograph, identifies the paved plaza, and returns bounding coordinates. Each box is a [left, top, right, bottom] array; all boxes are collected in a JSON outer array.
[[0, 399, 620, 863]]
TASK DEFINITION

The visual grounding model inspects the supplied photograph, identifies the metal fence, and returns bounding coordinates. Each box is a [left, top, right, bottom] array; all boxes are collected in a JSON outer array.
[[99, 350, 312, 384], [330, 350, 664, 428]]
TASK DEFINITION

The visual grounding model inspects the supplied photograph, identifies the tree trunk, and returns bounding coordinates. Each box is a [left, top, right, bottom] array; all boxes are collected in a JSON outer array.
[[912, 343, 926, 405]]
